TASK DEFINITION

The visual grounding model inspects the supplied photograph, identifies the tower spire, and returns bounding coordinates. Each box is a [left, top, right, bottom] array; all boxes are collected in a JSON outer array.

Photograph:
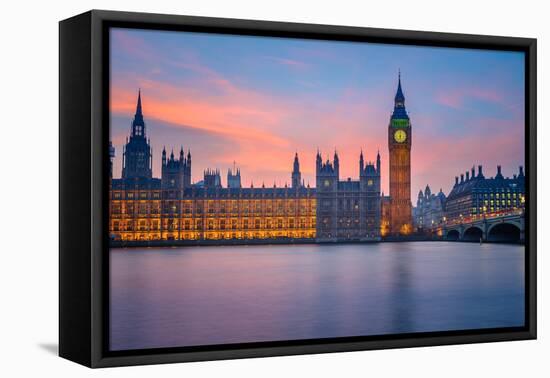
[[292, 151, 301, 189], [359, 149, 364, 175], [131, 89, 146, 137], [395, 70, 405, 105], [122, 88, 152, 179], [136, 88, 143, 116]]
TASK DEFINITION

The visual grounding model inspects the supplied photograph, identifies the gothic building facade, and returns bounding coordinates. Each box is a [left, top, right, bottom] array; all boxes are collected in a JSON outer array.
[[387, 73, 413, 235], [109, 91, 383, 243], [121, 90, 153, 180], [315, 150, 381, 241], [109, 92, 318, 242]]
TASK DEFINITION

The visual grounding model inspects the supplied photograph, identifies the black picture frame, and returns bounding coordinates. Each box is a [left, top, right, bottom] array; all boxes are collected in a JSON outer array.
[[59, 9, 537, 368]]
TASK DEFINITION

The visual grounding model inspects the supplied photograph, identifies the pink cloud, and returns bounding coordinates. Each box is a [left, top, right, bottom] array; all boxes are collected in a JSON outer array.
[[111, 77, 291, 149], [110, 30, 523, 198], [436, 87, 503, 109], [110, 31, 388, 188], [411, 116, 524, 195], [111, 71, 387, 188], [111, 31, 154, 62]]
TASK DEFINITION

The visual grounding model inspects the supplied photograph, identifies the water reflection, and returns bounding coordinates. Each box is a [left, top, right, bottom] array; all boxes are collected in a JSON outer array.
[[110, 242, 525, 351]]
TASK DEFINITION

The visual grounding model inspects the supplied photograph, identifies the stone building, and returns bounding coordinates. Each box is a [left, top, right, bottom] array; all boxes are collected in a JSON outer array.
[[413, 185, 446, 231], [315, 150, 381, 242], [109, 91, 316, 242], [109, 91, 382, 243], [387, 72, 413, 235], [444, 165, 526, 223]]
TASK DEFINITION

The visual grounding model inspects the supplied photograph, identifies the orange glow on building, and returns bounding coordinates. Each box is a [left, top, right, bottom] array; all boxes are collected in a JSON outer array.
[[109, 188, 316, 242], [387, 72, 413, 235]]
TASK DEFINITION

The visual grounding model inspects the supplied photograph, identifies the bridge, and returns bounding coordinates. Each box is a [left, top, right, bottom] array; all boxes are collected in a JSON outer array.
[[440, 209, 525, 243]]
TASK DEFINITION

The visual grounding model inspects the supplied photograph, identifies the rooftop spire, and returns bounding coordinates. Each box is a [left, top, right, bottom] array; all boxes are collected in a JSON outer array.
[[395, 70, 405, 105], [136, 88, 143, 116]]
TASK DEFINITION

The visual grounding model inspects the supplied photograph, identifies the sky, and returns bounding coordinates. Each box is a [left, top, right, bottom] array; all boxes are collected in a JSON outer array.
[[110, 28, 525, 198]]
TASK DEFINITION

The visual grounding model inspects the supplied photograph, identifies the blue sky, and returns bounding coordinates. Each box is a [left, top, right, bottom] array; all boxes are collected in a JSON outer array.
[[110, 28, 525, 197]]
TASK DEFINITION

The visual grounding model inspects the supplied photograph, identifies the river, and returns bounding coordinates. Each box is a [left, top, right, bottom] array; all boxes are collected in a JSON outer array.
[[109, 242, 525, 351]]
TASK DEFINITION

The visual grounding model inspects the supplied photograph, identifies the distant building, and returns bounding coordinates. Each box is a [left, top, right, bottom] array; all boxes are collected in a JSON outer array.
[[413, 185, 446, 231], [444, 165, 525, 223], [315, 150, 381, 242]]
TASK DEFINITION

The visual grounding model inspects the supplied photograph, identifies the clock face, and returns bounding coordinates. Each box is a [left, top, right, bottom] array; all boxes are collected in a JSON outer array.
[[394, 129, 407, 143], [324, 179, 331, 187]]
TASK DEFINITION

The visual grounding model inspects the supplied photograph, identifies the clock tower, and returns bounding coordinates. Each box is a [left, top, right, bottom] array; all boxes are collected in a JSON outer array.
[[388, 72, 412, 235]]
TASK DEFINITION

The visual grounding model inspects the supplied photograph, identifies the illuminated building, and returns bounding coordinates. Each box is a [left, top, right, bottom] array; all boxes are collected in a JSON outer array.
[[387, 72, 413, 235], [444, 165, 526, 222], [380, 195, 391, 237], [110, 161, 317, 242], [109, 91, 319, 242], [109, 91, 384, 243]]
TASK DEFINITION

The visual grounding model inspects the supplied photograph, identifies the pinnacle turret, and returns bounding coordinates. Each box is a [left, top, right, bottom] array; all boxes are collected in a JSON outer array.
[[292, 152, 302, 189]]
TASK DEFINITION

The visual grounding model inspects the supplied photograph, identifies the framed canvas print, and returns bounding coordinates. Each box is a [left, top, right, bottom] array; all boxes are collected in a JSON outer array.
[[59, 10, 536, 368]]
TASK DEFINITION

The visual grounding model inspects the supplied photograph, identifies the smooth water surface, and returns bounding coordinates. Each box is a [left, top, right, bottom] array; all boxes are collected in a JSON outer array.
[[110, 242, 524, 351]]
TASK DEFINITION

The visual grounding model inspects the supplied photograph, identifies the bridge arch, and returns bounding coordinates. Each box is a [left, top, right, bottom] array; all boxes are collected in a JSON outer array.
[[463, 226, 483, 241], [487, 222, 521, 243], [446, 229, 460, 241]]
